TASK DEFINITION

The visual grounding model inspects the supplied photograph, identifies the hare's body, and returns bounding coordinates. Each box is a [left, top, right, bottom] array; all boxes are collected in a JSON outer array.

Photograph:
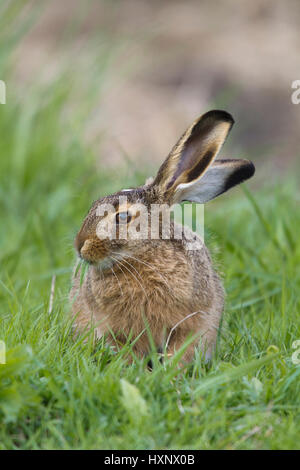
[[70, 110, 254, 363], [71, 225, 224, 362]]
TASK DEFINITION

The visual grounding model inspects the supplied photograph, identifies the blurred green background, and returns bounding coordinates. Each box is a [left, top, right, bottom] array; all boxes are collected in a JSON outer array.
[[3, 0, 300, 174], [0, 0, 299, 450]]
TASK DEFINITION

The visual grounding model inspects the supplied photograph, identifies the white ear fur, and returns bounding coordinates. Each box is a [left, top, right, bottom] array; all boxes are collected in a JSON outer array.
[[145, 176, 154, 186], [174, 159, 255, 203]]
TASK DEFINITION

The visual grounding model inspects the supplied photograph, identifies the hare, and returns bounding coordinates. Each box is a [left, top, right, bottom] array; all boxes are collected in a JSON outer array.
[[70, 110, 255, 364]]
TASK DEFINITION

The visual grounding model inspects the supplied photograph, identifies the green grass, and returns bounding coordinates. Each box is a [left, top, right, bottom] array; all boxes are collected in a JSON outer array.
[[0, 6, 300, 450]]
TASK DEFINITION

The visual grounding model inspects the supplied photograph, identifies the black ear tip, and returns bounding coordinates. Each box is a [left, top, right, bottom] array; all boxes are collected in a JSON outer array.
[[224, 159, 255, 192], [203, 109, 235, 125], [235, 159, 256, 182], [245, 160, 255, 179]]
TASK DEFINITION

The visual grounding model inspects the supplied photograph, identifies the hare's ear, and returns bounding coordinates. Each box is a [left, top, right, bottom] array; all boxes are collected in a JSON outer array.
[[174, 159, 255, 203], [152, 110, 234, 202]]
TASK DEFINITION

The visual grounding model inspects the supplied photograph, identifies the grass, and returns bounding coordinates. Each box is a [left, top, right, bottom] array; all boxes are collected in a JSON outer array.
[[0, 5, 300, 450]]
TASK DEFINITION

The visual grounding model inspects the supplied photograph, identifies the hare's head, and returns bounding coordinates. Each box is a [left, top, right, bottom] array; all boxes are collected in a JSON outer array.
[[75, 110, 255, 266]]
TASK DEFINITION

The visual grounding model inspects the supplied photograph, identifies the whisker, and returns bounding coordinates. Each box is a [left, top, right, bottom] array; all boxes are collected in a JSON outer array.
[[110, 255, 148, 300], [110, 257, 134, 297], [111, 251, 164, 282], [118, 257, 150, 298], [110, 264, 124, 298], [113, 252, 174, 299]]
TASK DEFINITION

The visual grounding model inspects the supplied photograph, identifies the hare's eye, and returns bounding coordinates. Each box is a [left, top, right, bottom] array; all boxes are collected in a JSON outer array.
[[116, 211, 132, 224]]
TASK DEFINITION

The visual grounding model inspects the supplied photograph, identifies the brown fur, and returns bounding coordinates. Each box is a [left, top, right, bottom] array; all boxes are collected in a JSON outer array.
[[71, 227, 224, 362], [70, 110, 254, 364]]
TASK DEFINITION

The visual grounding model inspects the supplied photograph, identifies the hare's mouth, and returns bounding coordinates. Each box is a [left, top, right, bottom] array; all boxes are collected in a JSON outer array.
[[96, 256, 116, 271], [78, 253, 114, 270], [96, 251, 128, 272]]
